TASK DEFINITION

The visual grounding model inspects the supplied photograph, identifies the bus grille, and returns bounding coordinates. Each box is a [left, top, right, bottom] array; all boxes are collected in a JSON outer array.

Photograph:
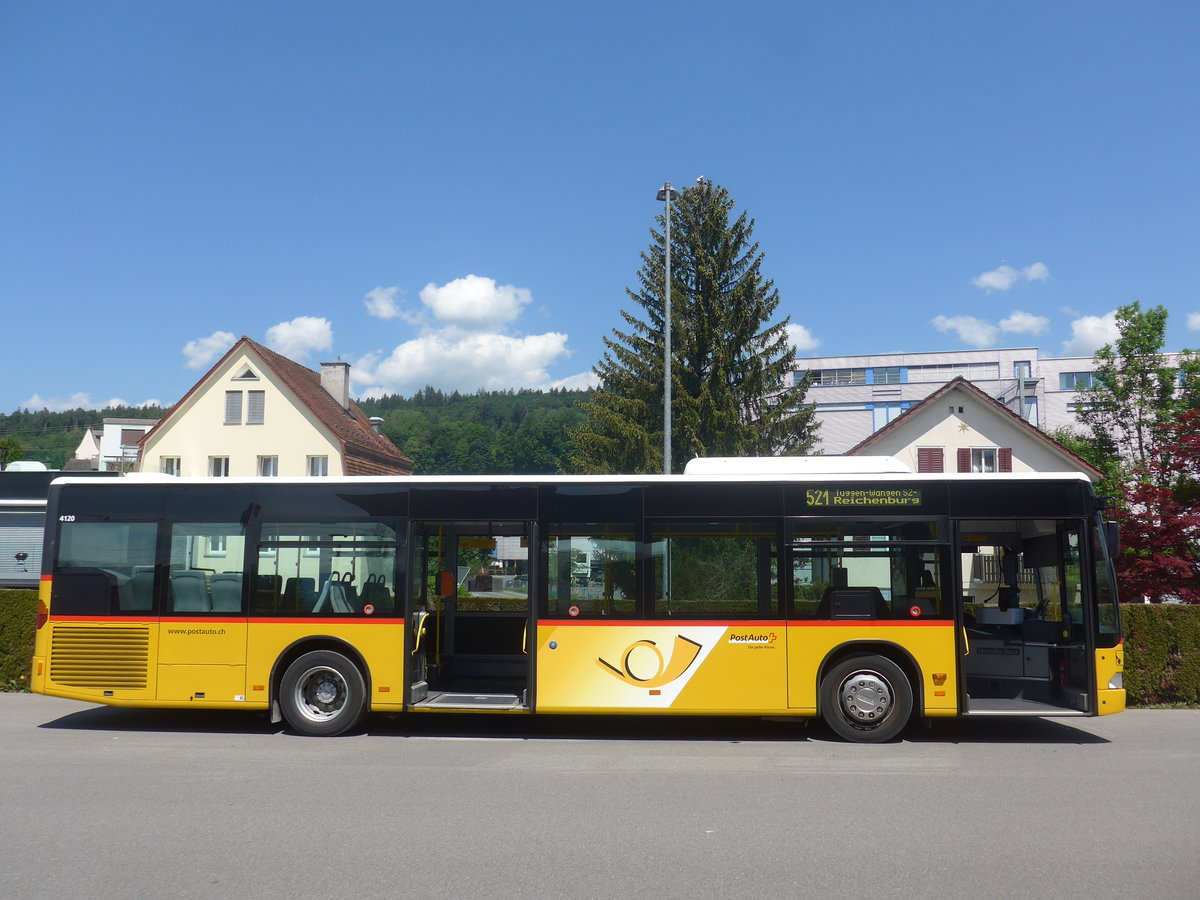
[[49, 625, 150, 689]]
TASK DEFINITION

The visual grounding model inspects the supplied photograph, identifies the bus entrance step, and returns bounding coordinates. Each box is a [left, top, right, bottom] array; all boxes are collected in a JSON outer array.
[[964, 698, 1088, 716], [414, 692, 525, 710]]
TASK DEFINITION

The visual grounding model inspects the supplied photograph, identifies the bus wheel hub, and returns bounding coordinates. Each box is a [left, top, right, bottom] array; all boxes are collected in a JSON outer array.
[[840, 672, 891, 722]]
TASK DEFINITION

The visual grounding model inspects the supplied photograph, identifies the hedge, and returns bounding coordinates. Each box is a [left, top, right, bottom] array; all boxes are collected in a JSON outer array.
[[1120, 603, 1200, 706], [1, 591, 1197, 705], [0, 590, 37, 691]]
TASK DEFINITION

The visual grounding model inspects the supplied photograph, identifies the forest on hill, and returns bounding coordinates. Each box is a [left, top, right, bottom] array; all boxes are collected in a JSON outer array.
[[358, 387, 589, 474], [0, 406, 165, 469], [0, 390, 588, 474]]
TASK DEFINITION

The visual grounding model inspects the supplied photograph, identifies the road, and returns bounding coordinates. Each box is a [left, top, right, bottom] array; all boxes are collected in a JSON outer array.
[[0, 695, 1196, 899]]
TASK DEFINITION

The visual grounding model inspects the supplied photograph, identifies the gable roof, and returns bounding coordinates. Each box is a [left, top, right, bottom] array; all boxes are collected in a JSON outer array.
[[140, 336, 411, 475], [846, 376, 1103, 480]]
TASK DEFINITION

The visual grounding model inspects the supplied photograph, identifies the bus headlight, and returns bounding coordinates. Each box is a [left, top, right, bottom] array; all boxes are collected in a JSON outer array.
[[1108, 672, 1124, 690]]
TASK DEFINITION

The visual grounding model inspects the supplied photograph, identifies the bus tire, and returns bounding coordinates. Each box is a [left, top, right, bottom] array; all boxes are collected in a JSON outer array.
[[279, 650, 368, 737], [820, 654, 913, 743]]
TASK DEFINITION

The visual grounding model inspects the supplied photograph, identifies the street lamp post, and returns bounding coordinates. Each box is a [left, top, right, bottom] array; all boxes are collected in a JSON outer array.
[[656, 182, 677, 474]]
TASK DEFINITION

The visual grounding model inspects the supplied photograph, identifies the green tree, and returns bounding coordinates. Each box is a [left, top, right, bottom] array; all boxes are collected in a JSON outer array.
[[571, 180, 818, 474], [0, 438, 24, 470], [1076, 302, 1200, 487]]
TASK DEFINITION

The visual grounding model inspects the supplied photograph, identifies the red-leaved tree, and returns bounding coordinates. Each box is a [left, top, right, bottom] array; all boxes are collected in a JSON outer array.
[[1116, 409, 1200, 602]]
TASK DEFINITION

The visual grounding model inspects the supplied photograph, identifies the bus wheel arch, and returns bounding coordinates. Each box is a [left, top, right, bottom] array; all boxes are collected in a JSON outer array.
[[817, 643, 919, 743], [272, 639, 371, 736]]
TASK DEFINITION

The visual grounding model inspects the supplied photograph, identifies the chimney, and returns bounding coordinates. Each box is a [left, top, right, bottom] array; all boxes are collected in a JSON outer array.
[[369, 416, 384, 434], [320, 361, 351, 409]]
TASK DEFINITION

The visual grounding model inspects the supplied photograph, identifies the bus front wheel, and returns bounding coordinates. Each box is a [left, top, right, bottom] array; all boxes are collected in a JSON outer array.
[[279, 650, 368, 736], [820, 654, 913, 743]]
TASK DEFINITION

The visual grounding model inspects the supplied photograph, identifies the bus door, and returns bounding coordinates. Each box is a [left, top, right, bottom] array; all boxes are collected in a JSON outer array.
[[408, 521, 532, 710], [957, 519, 1092, 715]]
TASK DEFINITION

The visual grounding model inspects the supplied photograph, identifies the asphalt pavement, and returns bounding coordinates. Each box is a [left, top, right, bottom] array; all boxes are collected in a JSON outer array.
[[1, 694, 1196, 899]]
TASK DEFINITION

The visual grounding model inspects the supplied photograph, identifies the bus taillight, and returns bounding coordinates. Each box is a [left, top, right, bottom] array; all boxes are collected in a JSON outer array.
[[35, 596, 48, 630]]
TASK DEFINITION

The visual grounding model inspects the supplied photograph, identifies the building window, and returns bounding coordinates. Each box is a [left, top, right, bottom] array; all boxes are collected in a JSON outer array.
[[307, 456, 329, 477], [1059, 372, 1094, 391], [247, 391, 265, 425], [872, 366, 903, 385], [161, 457, 181, 476], [258, 456, 279, 477], [817, 368, 867, 386], [871, 402, 906, 432], [972, 448, 997, 473], [224, 391, 242, 425], [957, 448, 1013, 473], [1014, 360, 1032, 379], [916, 447, 944, 473], [210, 457, 230, 477], [907, 363, 1000, 383]]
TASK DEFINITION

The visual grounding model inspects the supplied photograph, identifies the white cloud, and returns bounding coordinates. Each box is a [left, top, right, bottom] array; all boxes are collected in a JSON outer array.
[[1062, 311, 1119, 356], [971, 262, 1051, 292], [931, 315, 999, 348], [999, 310, 1050, 335], [419, 275, 531, 330], [1188, 313, 1200, 332], [549, 370, 600, 390], [1022, 262, 1050, 283], [786, 323, 822, 352], [350, 275, 588, 396], [21, 393, 135, 412], [360, 331, 572, 395], [182, 331, 236, 370], [265, 316, 333, 361], [364, 286, 402, 320]]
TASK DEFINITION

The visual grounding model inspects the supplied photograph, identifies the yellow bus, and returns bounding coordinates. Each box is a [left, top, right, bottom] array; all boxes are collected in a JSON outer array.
[[31, 458, 1125, 742]]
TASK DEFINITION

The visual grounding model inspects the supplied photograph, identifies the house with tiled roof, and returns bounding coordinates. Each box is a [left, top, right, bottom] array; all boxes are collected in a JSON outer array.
[[846, 376, 1103, 481], [138, 336, 411, 477]]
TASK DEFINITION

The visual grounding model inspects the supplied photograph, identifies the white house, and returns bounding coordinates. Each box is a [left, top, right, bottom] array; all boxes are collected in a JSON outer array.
[[138, 336, 411, 477], [846, 377, 1103, 481]]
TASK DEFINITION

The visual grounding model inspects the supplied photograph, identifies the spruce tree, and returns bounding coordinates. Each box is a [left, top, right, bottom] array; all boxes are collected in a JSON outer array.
[[571, 180, 818, 474]]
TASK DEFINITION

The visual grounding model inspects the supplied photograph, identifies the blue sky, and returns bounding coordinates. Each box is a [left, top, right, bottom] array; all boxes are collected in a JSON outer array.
[[3, 1, 1199, 412]]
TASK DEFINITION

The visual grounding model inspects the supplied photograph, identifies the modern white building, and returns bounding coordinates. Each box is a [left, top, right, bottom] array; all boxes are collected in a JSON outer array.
[[791, 347, 1185, 454], [66, 417, 160, 471]]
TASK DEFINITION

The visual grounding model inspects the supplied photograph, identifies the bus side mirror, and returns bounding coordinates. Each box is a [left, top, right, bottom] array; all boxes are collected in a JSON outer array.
[[1103, 522, 1120, 556]]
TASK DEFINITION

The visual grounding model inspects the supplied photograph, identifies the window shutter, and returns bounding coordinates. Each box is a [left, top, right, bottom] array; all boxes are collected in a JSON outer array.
[[224, 391, 242, 425], [999, 447, 1013, 472], [957, 448, 971, 472], [917, 448, 943, 473], [247, 391, 265, 425]]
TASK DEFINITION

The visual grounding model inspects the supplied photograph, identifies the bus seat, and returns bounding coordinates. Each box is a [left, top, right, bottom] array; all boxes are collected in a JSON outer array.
[[312, 577, 358, 614], [254, 574, 282, 613], [171, 570, 210, 612], [360, 575, 391, 613], [816, 587, 890, 620], [125, 568, 155, 611], [283, 577, 316, 612], [211, 573, 243, 612]]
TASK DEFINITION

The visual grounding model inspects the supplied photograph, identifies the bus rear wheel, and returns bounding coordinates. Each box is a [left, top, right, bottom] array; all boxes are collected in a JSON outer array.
[[279, 650, 368, 736], [820, 654, 913, 743]]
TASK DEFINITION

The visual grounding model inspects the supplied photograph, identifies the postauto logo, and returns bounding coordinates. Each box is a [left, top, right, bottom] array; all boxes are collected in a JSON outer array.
[[727, 631, 777, 644]]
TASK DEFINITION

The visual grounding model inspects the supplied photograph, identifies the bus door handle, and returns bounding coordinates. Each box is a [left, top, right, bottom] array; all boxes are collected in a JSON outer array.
[[412, 610, 429, 655], [521, 620, 528, 655]]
